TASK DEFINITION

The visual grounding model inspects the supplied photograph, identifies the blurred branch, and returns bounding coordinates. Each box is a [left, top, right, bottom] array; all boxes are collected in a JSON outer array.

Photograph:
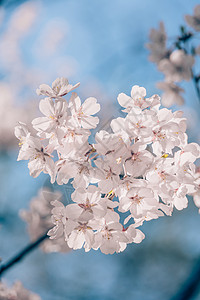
[[0, 231, 49, 277], [192, 72, 200, 101], [0, 0, 28, 8], [175, 32, 200, 102], [171, 258, 200, 300]]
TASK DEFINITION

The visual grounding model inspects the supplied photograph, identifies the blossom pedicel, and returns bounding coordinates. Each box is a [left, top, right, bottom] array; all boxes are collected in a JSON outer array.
[[15, 77, 200, 254]]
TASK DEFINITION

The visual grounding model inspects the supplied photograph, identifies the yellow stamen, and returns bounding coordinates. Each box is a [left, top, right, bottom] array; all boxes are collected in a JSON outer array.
[[116, 157, 122, 164]]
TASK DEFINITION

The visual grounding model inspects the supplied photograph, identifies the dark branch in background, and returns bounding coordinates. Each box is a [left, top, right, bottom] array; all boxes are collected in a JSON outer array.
[[0, 231, 49, 278], [171, 258, 200, 300], [175, 26, 200, 102], [192, 72, 200, 101]]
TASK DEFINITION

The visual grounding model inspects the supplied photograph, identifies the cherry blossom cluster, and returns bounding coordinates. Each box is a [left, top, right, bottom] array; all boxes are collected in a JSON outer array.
[[15, 77, 200, 254], [146, 4, 200, 106], [0, 281, 41, 300]]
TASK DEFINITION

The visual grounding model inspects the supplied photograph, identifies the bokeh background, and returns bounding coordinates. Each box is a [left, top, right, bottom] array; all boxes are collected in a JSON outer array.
[[1, 0, 200, 299]]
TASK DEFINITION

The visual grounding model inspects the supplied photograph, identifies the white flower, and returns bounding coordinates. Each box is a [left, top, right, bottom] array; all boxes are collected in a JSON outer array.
[[48, 200, 79, 241], [95, 158, 121, 193], [71, 185, 107, 220], [32, 98, 68, 133], [67, 221, 95, 252], [68, 93, 100, 129], [17, 135, 55, 183], [146, 157, 176, 186], [92, 216, 128, 254], [158, 50, 194, 82], [56, 157, 100, 188], [15, 122, 31, 151], [95, 129, 130, 164], [126, 109, 156, 142], [124, 143, 154, 177], [175, 143, 200, 167], [48, 200, 67, 239], [36, 77, 80, 98], [151, 108, 187, 155], [123, 225, 145, 244], [118, 85, 160, 113], [130, 208, 165, 226], [119, 185, 158, 218], [60, 123, 90, 149], [168, 182, 188, 210]]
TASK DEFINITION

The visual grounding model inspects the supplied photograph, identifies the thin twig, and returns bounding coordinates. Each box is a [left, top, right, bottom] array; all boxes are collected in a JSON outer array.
[[0, 231, 49, 277]]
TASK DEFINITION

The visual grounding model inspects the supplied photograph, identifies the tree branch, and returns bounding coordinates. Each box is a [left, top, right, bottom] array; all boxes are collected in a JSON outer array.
[[0, 231, 49, 277]]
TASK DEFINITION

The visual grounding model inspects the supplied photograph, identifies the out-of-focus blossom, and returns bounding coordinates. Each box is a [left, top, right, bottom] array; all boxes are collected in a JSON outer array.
[[0, 83, 37, 150], [35, 20, 67, 57], [20, 188, 70, 253], [185, 5, 200, 32], [0, 1, 39, 69], [157, 81, 185, 107], [196, 45, 200, 55], [0, 281, 41, 300], [147, 9, 200, 107], [158, 50, 194, 82], [0, 1, 79, 152], [146, 22, 169, 63]]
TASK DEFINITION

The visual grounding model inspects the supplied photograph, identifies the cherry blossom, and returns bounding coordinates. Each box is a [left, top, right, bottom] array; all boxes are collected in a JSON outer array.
[[158, 50, 194, 82], [36, 77, 80, 98], [71, 185, 107, 220], [147, 12, 200, 106], [16, 129, 55, 183], [32, 97, 68, 133], [124, 143, 153, 177], [15, 77, 200, 254], [117, 85, 160, 113], [68, 92, 100, 129], [92, 216, 128, 254], [0, 281, 41, 300], [146, 21, 169, 63], [119, 185, 159, 217], [185, 5, 200, 32]]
